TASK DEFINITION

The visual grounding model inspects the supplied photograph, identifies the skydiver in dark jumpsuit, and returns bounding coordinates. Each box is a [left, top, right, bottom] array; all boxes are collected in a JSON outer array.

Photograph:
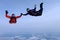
[[22, 2, 43, 16]]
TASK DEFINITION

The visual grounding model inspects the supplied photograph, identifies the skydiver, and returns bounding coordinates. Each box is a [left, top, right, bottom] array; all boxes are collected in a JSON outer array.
[[5, 10, 22, 24], [22, 2, 43, 16]]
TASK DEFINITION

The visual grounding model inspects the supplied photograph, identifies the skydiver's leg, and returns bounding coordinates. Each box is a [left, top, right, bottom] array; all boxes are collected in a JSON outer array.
[[39, 2, 43, 12], [37, 2, 43, 16], [40, 3, 43, 9]]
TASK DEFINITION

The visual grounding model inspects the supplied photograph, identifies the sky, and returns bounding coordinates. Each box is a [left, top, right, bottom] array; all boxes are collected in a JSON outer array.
[[0, 0, 60, 36]]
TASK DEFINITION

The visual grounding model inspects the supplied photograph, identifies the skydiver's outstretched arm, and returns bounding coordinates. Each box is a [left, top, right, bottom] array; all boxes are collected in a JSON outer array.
[[16, 13, 22, 18], [22, 13, 29, 16], [5, 10, 11, 18]]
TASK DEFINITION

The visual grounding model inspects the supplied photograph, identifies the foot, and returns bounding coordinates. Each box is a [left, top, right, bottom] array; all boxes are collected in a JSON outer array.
[[40, 2, 43, 8]]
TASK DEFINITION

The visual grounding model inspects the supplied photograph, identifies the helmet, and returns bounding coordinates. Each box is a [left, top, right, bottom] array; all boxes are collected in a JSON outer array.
[[26, 8, 30, 11], [12, 13, 15, 17]]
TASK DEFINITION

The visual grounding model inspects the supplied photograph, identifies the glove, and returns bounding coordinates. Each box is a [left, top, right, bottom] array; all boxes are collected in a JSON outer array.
[[6, 10, 8, 14], [20, 13, 23, 16]]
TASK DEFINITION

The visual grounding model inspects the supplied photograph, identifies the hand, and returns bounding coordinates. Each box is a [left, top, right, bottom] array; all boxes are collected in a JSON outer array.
[[20, 13, 23, 16], [6, 10, 8, 14]]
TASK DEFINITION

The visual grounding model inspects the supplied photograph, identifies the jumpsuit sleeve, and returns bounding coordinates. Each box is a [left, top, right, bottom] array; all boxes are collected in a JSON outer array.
[[16, 15, 22, 19], [22, 13, 28, 16], [6, 14, 11, 18]]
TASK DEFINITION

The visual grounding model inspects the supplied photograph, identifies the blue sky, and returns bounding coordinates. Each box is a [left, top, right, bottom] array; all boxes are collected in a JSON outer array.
[[0, 0, 60, 36]]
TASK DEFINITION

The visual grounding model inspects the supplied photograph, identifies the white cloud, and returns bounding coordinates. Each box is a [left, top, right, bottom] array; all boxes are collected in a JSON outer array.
[[27, 36, 40, 40], [0, 34, 60, 40]]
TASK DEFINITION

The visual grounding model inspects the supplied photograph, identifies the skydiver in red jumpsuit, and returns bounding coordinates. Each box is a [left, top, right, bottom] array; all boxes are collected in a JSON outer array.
[[5, 10, 22, 24]]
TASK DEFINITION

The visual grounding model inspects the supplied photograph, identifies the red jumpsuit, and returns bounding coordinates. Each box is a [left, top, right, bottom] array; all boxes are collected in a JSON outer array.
[[6, 14, 22, 24]]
